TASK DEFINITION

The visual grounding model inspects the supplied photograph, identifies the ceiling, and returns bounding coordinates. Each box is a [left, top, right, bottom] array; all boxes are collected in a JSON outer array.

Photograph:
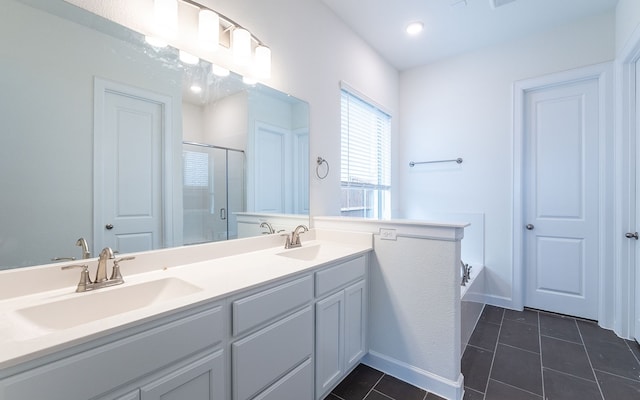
[[321, 0, 619, 71]]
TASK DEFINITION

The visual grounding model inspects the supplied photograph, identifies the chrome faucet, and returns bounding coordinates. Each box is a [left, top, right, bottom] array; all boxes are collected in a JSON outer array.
[[260, 221, 275, 234], [284, 225, 308, 249], [95, 247, 115, 283], [62, 248, 135, 293], [76, 237, 91, 259]]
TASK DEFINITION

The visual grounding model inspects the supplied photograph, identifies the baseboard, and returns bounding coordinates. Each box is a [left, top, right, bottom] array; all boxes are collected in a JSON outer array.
[[480, 293, 518, 310], [362, 351, 464, 400]]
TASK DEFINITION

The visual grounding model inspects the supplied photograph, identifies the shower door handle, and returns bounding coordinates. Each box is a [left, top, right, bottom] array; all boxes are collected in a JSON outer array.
[[220, 208, 226, 220]]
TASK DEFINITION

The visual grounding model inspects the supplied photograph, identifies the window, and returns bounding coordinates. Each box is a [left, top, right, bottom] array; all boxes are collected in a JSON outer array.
[[340, 87, 391, 219]]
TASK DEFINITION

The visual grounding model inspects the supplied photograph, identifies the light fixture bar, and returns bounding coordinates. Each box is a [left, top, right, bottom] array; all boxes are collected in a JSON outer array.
[[180, 0, 266, 47]]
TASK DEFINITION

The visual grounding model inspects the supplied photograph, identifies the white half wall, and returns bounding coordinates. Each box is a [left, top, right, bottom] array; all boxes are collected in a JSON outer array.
[[398, 12, 615, 307]]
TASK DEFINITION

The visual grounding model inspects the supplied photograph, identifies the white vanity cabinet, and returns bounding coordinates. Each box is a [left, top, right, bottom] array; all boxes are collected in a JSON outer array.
[[230, 275, 314, 400], [0, 303, 226, 400], [314, 256, 367, 400]]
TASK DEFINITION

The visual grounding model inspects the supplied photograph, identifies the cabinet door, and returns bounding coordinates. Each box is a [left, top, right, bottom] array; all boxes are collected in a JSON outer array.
[[113, 391, 140, 400], [315, 291, 344, 399], [344, 280, 366, 370], [140, 350, 224, 400]]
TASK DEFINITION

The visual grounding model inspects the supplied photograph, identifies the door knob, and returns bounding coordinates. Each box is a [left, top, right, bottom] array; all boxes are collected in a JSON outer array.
[[626, 232, 638, 240], [526, 224, 534, 230], [105, 224, 114, 230]]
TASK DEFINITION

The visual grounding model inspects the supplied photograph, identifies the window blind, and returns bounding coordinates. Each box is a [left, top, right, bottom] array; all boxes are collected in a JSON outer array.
[[340, 89, 391, 190]]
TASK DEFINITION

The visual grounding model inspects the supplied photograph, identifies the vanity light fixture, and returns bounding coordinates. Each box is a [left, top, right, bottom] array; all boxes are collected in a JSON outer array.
[[232, 28, 252, 66], [153, 0, 178, 39], [179, 50, 199, 65], [406, 21, 424, 36], [211, 64, 230, 77], [242, 76, 258, 85], [255, 45, 272, 79], [198, 9, 219, 51], [149, 0, 272, 81], [144, 35, 168, 48]]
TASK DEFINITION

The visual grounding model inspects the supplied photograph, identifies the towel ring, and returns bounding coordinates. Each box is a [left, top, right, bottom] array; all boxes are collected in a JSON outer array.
[[316, 157, 329, 179]]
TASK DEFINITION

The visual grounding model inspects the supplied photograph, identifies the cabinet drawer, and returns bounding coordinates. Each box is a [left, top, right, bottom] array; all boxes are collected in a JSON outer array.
[[0, 305, 223, 400], [254, 358, 313, 400], [232, 306, 313, 400], [315, 256, 366, 297], [232, 275, 312, 336]]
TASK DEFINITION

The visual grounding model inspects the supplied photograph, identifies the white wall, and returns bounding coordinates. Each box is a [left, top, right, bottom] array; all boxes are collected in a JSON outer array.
[[201, 0, 400, 218], [398, 12, 615, 305], [616, 0, 640, 54]]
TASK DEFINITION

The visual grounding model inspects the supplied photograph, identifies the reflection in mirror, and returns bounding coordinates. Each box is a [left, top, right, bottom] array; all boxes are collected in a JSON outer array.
[[0, 0, 309, 270]]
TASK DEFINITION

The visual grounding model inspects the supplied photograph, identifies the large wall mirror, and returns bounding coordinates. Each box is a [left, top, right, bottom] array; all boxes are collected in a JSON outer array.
[[0, 0, 310, 270]]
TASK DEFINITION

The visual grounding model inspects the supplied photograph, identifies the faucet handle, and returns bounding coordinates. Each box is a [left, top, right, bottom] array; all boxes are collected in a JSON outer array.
[[61, 264, 92, 292], [109, 256, 135, 282]]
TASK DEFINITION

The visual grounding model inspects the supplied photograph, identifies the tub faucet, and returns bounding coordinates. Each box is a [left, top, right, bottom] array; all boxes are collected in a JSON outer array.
[[76, 237, 91, 259], [95, 247, 114, 283], [284, 225, 308, 249]]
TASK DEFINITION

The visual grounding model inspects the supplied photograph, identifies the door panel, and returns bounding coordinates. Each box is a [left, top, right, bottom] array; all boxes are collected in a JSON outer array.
[[97, 88, 164, 253], [524, 78, 599, 319]]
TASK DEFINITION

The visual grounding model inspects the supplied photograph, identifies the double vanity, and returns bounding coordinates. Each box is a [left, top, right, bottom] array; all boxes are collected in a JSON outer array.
[[0, 229, 373, 400]]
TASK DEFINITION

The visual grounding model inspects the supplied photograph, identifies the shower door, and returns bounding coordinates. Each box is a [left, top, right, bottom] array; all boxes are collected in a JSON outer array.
[[182, 143, 245, 245]]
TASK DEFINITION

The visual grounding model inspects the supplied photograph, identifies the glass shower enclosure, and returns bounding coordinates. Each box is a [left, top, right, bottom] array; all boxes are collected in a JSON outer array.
[[182, 142, 245, 245]]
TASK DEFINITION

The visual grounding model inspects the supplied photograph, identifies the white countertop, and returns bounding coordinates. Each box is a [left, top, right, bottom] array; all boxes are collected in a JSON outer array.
[[0, 230, 372, 371]]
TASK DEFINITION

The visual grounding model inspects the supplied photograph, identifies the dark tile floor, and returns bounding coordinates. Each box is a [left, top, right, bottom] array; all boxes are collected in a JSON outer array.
[[325, 363, 446, 400], [462, 306, 640, 400], [326, 306, 640, 400]]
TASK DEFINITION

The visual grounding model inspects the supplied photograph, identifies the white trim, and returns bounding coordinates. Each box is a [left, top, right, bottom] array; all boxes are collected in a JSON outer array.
[[339, 81, 393, 117], [615, 27, 640, 339], [93, 77, 175, 250], [363, 351, 464, 400], [512, 63, 614, 324]]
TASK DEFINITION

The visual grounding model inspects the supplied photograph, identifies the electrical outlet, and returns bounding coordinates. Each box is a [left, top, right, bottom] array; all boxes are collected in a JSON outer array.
[[379, 228, 397, 240]]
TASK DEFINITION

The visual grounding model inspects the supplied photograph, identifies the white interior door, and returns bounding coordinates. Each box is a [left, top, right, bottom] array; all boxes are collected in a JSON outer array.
[[253, 122, 290, 213], [95, 83, 164, 253], [523, 78, 600, 320]]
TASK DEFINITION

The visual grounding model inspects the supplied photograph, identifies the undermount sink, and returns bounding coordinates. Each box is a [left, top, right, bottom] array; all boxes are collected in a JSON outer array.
[[276, 244, 322, 261], [15, 278, 202, 331]]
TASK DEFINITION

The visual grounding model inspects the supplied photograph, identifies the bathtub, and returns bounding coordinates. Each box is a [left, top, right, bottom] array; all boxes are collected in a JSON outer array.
[[461, 264, 486, 354]]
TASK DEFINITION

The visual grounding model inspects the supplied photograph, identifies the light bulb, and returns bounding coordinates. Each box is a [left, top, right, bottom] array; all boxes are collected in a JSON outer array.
[[153, 0, 178, 39], [145, 36, 167, 48], [179, 50, 199, 65], [199, 9, 219, 51], [232, 28, 251, 66], [406, 22, 424, 36], [211, 64, 230, 77], [255, 45, 271, 79]]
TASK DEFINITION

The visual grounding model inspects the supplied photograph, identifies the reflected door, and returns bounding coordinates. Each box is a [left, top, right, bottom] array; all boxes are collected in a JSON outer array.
[[95, 82, 166, 253]]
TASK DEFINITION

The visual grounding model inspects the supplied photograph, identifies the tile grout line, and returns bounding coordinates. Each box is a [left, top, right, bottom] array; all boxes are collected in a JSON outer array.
[[362, 373, 386, 400], [575, 318, 606, 400], [481, 308, 505, 400], [624, 340, 640, 365], [536, 310, 545, 400]]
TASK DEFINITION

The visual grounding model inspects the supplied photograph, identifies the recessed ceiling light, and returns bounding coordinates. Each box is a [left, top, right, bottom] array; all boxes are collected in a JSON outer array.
[[190, 84, 202, 93], [406, 22, 424, 36]]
